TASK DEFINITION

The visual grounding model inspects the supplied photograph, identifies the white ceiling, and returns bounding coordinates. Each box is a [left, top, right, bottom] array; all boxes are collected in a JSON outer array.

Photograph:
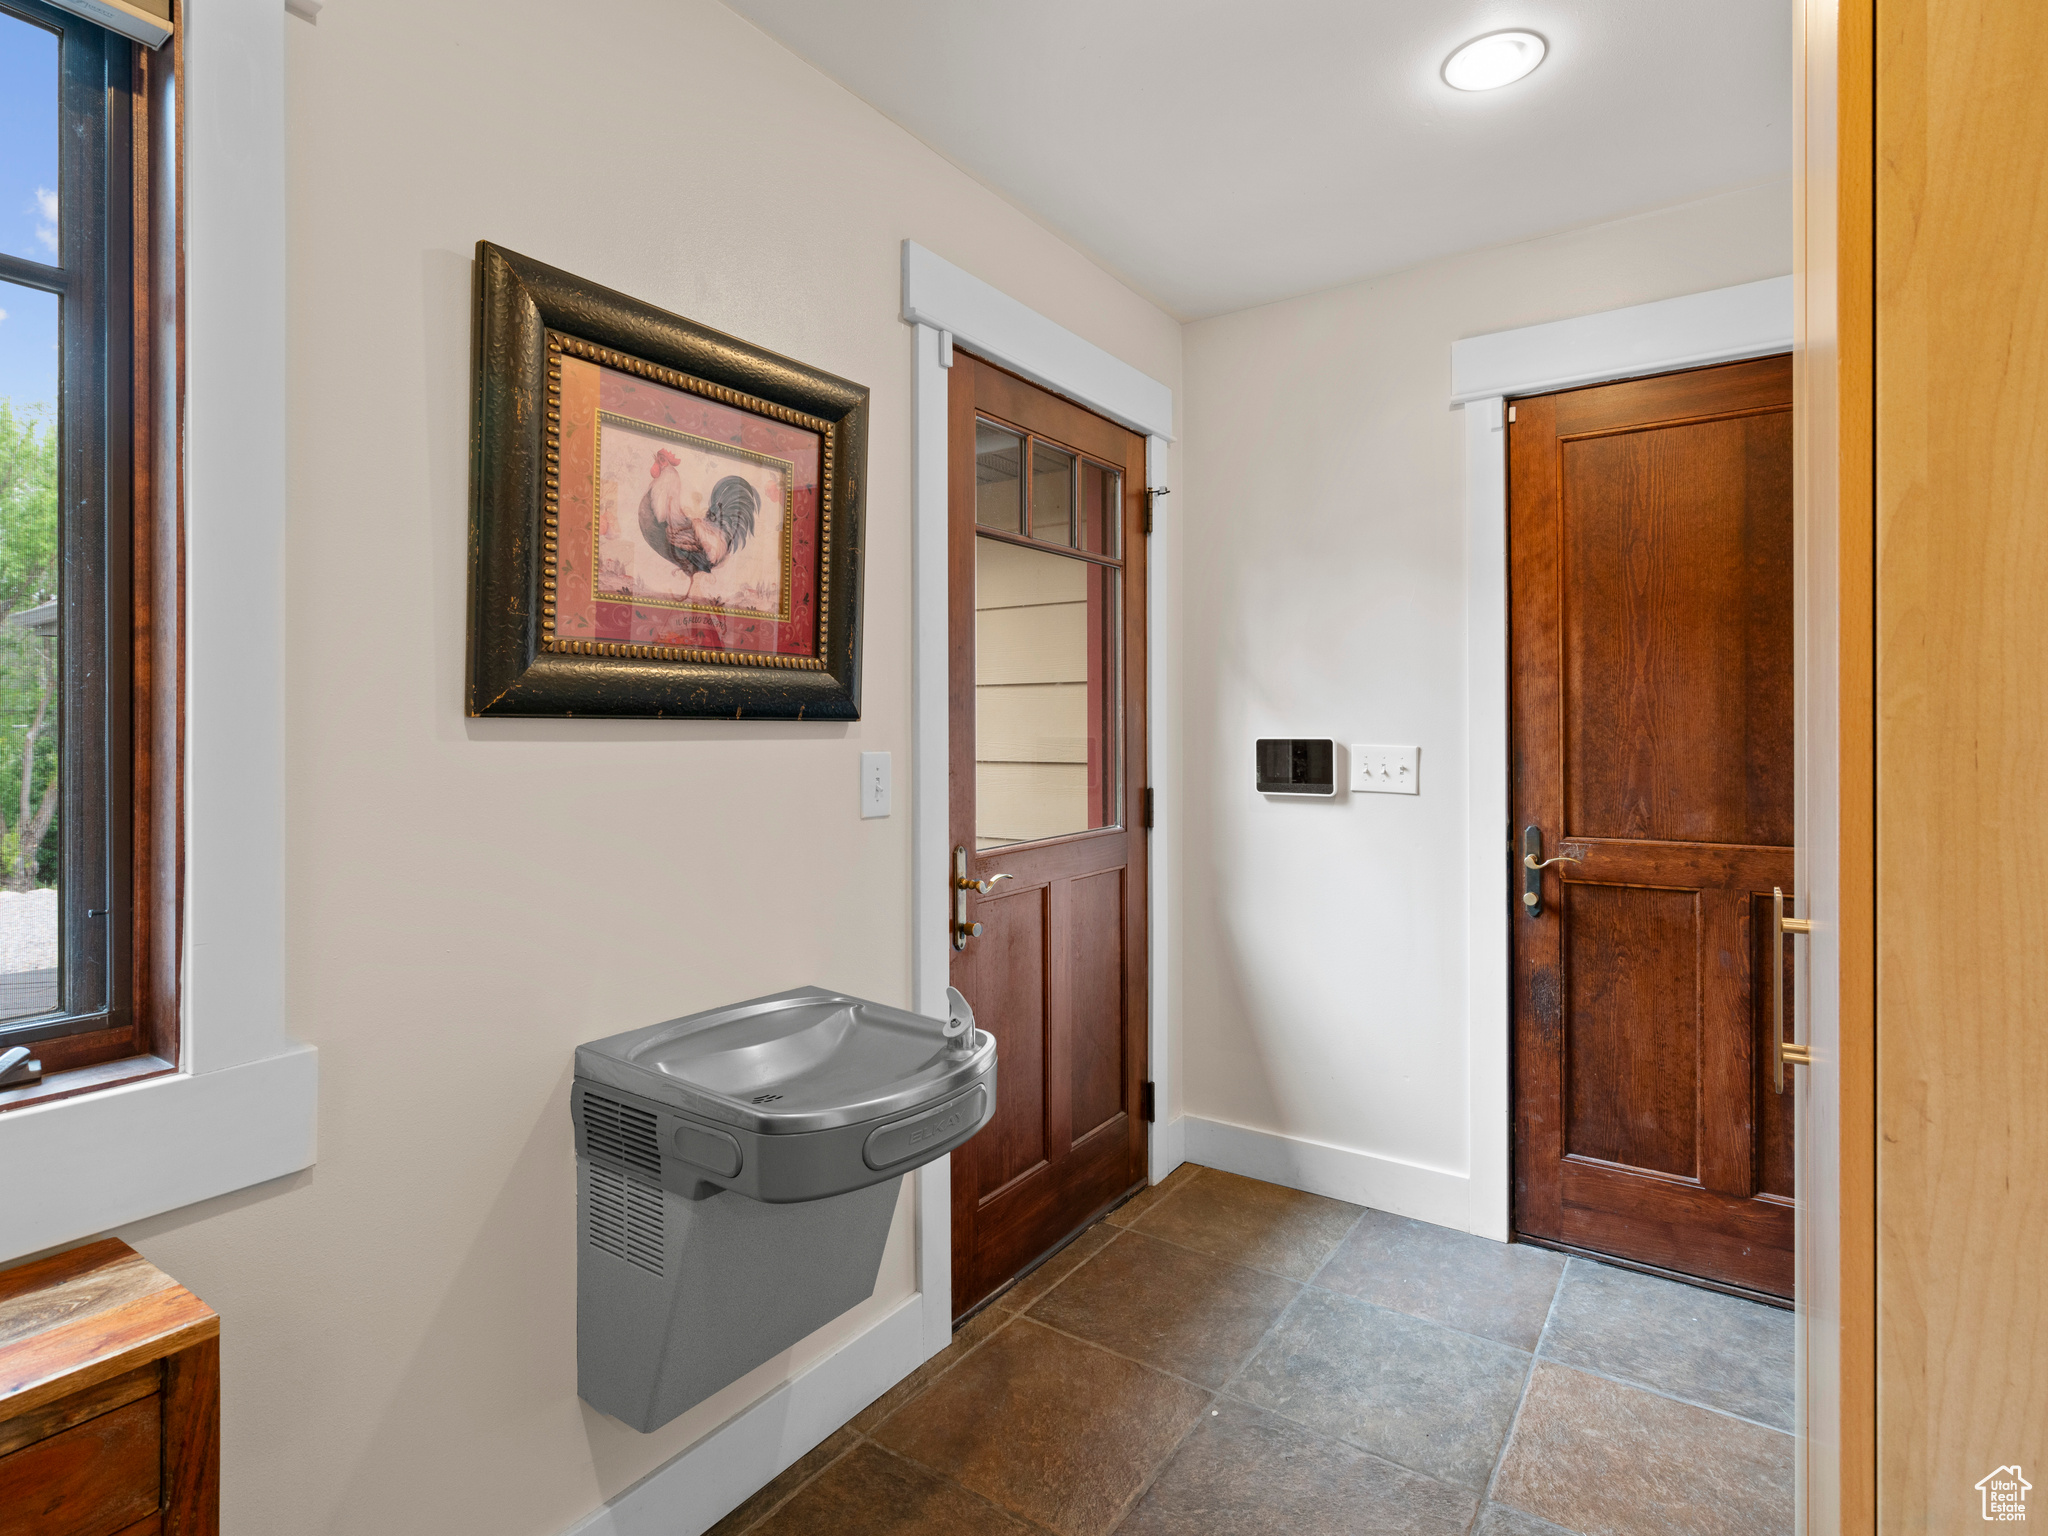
[[722, 1, 1793, 320]]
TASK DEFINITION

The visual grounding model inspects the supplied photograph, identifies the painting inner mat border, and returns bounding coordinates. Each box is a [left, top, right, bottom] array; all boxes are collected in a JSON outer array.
[[594, 410, 796, 622]]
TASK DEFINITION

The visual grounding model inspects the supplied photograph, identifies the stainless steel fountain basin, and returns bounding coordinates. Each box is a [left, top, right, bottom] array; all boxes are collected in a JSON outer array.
[[573, 986, 997, 1204]]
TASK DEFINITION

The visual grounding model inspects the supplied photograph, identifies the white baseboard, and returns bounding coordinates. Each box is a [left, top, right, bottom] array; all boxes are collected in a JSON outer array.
[[1182, 1115, 1478, 1235], [564, 1292, 926, 1536], [1150, 1114, 1187, 1184]]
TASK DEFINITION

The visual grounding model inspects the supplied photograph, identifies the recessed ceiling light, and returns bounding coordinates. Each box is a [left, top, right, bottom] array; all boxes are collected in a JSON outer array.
[[1442, 30, 1547, 92]]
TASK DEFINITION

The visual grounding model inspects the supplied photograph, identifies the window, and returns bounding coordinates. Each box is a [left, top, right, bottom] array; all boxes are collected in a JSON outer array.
[[0, 0, 178, 1102], [971, 417, 1123, 848]]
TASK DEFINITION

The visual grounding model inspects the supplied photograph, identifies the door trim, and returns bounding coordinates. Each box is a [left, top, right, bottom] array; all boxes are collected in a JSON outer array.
[[1450, 277, 1795, 1248], [1449, 275, 1796, 405], [1449, 274, 1785, 1253], [905, 242, 1176, 1357]]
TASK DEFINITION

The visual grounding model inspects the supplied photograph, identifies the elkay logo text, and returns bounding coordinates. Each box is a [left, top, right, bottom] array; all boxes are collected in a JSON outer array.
[[1977, 1466, 2031, 1522]]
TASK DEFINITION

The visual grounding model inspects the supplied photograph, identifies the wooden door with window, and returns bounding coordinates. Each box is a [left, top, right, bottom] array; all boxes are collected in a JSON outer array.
[[1509, 354, 1796, 1299], [948, 352, 1148, 1317]]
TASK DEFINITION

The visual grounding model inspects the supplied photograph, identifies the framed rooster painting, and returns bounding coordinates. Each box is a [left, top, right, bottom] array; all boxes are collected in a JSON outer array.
[[467, 242, 868, 718]]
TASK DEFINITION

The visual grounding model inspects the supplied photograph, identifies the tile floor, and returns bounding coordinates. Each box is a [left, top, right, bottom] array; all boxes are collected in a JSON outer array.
[[708, 1164, 1795, 1536]]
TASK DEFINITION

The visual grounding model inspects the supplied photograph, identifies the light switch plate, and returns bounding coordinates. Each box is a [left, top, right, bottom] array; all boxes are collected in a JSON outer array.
[[859, 751, 892, 818], [1350, 744, 1419, 795]]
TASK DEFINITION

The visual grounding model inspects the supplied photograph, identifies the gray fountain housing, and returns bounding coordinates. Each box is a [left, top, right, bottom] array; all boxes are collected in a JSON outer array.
[[573, 985, 995, 1432]]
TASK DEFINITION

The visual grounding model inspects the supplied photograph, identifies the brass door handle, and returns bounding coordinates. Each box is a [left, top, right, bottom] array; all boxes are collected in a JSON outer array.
[[1520, 826, 1583, 917], [952, 847, 1011, 950], [1772, 886, 1814, 1093]]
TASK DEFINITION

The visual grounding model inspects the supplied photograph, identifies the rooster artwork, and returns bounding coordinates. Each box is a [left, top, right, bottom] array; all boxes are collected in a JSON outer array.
[[638, 448, 761, 601]]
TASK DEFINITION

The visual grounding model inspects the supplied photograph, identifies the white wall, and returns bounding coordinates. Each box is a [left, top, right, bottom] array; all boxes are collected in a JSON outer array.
[[1175, 180, 1791, 1230], [110, 2, 1178, 1532]]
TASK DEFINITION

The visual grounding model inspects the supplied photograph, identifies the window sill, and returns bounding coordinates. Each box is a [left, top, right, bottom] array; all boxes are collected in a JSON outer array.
[[0, 1043, 318, 1264], [0, 1055, 176, 1114]]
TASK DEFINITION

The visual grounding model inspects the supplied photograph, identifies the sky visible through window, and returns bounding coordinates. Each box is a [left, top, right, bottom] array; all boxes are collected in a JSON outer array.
[[1, 10, 60, 412], [0, 8, 64, 1016]]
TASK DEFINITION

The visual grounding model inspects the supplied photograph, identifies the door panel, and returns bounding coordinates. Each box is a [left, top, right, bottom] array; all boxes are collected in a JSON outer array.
[[1563, 413, 1794, 846], [949, 350, 1148, 1317], [1066, 869, 1126, 1142], [1511, 354, 1796, 1300], [1562, 883, 1700, 1178], [968, 884, 1050, 1194]]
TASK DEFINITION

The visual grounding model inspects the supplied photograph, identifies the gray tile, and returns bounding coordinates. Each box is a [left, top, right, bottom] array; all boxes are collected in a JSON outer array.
[[1539, 1259, 1794, 1430], [1001, 1222, 1122, 1312], [876, 1317, 1210, 1536], [1315, 1210, 1566, 1350], [1115, 1398, 1476, 1536], [1229, 1287, 1530, 1491], [851, 1305, 1011, 1434], [753, 1442, 1040, 1536], [1105, 1161, 1202, 1229], [1475, 1504, 1580, 1536], [1492, 1362, 1793, 1536], [1132, 1168, 1362, 1280], [1031, 1229, 1299, 1388], [705, 1426, 860, 1535]]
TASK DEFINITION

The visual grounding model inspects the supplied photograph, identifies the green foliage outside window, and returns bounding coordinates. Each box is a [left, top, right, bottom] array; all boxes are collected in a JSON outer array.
[[0, 397, 59, 891]]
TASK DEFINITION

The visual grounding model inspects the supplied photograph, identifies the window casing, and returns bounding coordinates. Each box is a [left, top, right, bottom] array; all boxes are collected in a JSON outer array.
[[0, 0, 179, 1104]]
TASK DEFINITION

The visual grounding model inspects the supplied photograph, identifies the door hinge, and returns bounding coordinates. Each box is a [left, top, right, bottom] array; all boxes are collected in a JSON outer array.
[[1141, 787, 1154, 829], [1140, 1081, 1156, 1123], [1144, 485, 1168, 535], [1507, 404, 1517, 423]]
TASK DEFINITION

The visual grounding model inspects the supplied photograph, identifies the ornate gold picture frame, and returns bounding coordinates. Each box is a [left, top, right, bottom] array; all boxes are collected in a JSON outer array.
[[468, 243, 869, 718]]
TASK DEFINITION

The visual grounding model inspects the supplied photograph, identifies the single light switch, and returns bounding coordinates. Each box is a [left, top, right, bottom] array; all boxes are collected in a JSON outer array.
[[860, 751, 892, 818], [1349, 744, 1420, 795]]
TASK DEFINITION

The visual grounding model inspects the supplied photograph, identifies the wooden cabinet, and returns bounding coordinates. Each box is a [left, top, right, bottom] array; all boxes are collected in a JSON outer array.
[[0, 1240, 217, 1536]]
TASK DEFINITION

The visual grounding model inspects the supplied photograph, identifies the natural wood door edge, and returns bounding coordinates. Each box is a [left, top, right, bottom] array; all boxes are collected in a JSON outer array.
[[1837, 0, 1877, 1529]]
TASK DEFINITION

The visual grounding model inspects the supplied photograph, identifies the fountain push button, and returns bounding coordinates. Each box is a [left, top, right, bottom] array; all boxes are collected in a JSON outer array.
[[863, 1085, 989, 1170], [673, 1120, 743, 1178]]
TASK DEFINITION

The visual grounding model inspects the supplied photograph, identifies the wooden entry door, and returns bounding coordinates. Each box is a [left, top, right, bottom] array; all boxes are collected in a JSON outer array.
[[948, 351, 1149, 1317], [1509, 355, 1796, 1299]]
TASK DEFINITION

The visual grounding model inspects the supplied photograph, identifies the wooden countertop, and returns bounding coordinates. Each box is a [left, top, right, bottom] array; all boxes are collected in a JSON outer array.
[[0, 1239, 218, 1422]]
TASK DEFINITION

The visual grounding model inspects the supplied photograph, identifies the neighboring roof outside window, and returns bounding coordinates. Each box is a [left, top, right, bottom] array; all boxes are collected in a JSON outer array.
[[6, 599, 55, 637]]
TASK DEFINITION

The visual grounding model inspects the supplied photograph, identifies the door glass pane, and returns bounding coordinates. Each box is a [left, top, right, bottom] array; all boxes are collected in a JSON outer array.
[[975, 535, 1119, 848], [0, 281, 61, 1022], [1030, 441, 1074, 545], [1080, 460, 1120, 557], [0, 12, 60, 266], [975, 421, 1022, 531]]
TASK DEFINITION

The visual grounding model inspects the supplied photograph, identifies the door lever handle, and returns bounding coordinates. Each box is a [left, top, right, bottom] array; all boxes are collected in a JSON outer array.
[[952, 847, 1012, 950], [1772, 886, 1814, 1093], [1520, 827, 1583, 917]]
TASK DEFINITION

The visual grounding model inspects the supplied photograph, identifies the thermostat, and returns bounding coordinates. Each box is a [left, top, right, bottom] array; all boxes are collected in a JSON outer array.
[[1255, 739, 1339, 796]]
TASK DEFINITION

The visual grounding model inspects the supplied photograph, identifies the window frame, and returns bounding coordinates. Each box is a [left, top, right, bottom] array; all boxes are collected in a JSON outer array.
[[967, 407, 1130, 847], [0, 0, 182, 1109]]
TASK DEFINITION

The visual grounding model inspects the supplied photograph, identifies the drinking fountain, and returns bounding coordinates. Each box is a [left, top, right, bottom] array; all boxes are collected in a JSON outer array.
[[573, 985, 995, 1431]]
